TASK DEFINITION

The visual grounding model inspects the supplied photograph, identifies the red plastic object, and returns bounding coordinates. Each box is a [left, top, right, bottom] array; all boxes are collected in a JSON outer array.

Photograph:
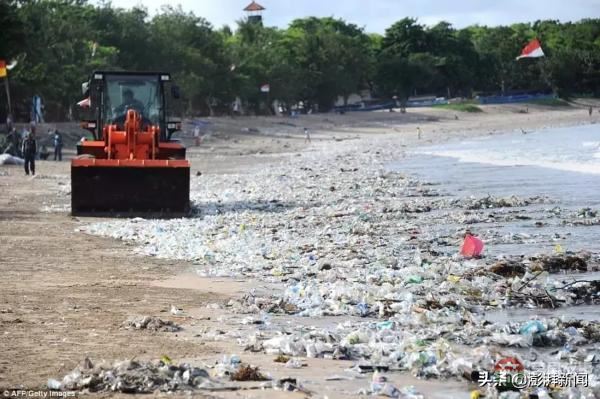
[[494, 356, 524, 372], [460, 234, 484, 257]]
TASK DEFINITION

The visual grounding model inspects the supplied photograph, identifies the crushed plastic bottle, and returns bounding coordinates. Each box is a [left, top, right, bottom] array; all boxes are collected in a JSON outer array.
[[371, 371, 400, 398], [519, 320, 546, 335], [356, 302, 369, 317], [284, 358, 304, 369], [377, 321, 394, 330], [405, 275, 423, 284]]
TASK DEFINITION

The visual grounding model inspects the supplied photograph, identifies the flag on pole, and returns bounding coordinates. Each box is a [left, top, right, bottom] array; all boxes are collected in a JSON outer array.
[[0, 60, 7, 78], [77, 97, 91, 108], [516, 38, 545, 60], [260, 84, 270, 93]]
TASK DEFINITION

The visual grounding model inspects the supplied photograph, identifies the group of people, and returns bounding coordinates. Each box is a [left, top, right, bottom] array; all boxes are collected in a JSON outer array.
[[2, 119, 64, 176]]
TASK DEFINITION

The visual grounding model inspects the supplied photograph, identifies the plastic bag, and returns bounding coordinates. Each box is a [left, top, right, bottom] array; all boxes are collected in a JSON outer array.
[[460, 234, 484, 258]]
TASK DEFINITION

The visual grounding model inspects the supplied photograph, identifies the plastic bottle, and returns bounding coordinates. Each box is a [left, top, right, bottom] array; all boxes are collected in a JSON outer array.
[[519, 320, 546, 335]]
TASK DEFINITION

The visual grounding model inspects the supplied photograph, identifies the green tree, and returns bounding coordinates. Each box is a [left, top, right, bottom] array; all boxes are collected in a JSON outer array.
[[9, 0, 107, 119], [149, 6, 234, 115], [2, 1, 600, 119], [283, 17, 374, 111]]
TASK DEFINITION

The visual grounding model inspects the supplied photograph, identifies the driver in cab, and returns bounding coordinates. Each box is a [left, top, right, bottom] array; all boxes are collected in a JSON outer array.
[[117, 88, 144, 116]]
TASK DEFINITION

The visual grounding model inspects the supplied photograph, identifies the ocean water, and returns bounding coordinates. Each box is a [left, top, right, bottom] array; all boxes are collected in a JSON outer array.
[[404, 124, 600, 207], [390, 124, 600, 254], [415, 124, 600, 176]]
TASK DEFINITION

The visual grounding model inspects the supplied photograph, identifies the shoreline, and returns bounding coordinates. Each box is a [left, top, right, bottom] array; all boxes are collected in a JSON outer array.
[[185, 102, 599, 176]]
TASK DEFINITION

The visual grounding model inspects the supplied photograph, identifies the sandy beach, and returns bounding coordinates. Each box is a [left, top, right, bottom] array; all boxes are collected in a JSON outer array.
[[1, 103, 599, 398]]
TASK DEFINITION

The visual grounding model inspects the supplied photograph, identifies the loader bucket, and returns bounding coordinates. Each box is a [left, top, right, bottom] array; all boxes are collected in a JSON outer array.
[[71, 159, 190, 216]]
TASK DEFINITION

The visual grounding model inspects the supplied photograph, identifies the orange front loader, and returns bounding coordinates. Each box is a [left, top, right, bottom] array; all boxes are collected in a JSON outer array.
[[71, 71, 190, 215]]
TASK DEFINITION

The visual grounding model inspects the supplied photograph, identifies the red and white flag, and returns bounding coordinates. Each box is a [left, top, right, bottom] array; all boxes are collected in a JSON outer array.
[[77, 97, 91, 108], [260, 84, 270, 93], [516, 38, 545, 60]]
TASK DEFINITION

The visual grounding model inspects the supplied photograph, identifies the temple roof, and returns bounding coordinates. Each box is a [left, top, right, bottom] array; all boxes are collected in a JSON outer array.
[[244, 1, 265, 11]]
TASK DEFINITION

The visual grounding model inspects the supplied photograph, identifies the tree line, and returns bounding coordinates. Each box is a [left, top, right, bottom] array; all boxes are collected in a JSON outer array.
[[1, 0, 599, 120]]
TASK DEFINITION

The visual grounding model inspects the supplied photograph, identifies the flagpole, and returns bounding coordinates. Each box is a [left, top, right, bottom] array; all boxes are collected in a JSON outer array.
[[540, 57, 553, 94], [3, 77, 11, 117]]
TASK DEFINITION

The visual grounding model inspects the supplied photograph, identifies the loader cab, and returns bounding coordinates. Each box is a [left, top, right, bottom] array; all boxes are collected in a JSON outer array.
[[84, 71, 178, 141]]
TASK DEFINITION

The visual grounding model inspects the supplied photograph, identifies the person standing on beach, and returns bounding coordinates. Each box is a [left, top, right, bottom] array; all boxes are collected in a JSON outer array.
[[5, 114, 13, 133], [19, 128, 30, 157], [21, 132, 37, 176], [304, 127, 311, 143], [589, 106, 593, 117], [193, 126, 201, 146], [53, 129, 63, 161]]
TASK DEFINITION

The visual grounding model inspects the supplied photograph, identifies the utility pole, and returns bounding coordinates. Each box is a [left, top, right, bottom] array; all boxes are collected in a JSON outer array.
[[3, 78, 12, 118]]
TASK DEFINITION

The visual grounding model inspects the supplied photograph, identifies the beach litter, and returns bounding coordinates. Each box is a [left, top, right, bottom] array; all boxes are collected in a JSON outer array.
[[366, 371, 424, 398], [451, 195, 550, 210], [530, 253, 589, 273], [170, 304, 184, 315], [49, 358, 215, 393], [49, 357, 287, 395], [122, 316, 181, 332], [0, 153, 24, 165], [230, 364, 268, 381], [461, 234, 484, 258], [75, 140, 600, 397], [370, 370, 401, 398]]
